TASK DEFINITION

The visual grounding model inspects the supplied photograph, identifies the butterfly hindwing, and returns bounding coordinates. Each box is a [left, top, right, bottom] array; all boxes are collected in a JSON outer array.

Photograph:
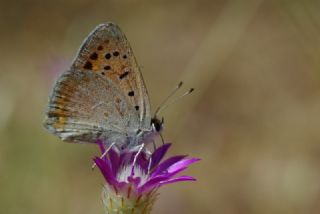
[[44, 69, 138, 143]]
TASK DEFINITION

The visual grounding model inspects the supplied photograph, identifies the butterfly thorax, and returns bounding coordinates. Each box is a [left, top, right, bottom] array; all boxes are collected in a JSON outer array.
[[99, 128, 159, 151], [102, 117, 163, 150]]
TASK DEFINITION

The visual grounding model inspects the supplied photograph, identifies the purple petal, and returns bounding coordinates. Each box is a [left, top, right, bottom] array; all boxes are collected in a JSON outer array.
[[150, 143, 171, 170], [155, 158, 200, 179], [136, 152, 149, 172], [108, 148, 120, 174], [117, 181, 127, 189], [160, 158, 200, 179], [119, 151, 134, 167], [159, 175, 196, 185], [94, 157, 118, 186], [95, 139, 105, 155], [164, 167, 189, 178], [151, 155, 187, 177], [167, 158, 201, 174], [128, 176, 141, 187], [118, 150, 148, 171], [138, 176, 169, 193]]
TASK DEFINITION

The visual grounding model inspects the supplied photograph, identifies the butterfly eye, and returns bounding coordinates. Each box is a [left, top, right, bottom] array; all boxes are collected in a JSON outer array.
[[151, 118, 162, 132]]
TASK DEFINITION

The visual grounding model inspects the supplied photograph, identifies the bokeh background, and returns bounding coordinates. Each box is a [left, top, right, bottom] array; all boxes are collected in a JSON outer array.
[[1, 0, 320, 213]]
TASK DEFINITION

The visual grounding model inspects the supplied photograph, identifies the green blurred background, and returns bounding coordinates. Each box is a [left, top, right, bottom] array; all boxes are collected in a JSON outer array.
[[1, 0, 320, 213]]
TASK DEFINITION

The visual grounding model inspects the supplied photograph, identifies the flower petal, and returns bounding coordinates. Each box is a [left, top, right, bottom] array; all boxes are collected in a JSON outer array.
[[167, 158, 201, 174], [136, 152, 149, 172], [94, 157, 117, 186], [119, 151, 134, 167], [151, 155, 187, 177], [128, 176, 141, 186], [164, 167, 188, 178], [108, 148, 120, 174], [94, 139, 200, 198], [155, 158, 200, 179], [95, 139, 105, 155], [138, 175, 169, 193], [150, 143, 171, 169], [159, 175, 196, 185]]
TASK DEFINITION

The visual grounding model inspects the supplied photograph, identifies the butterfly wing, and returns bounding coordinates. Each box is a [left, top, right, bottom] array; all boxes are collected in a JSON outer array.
[[44, 23, 152, 144], [72, 23, 151, 129], [45, 69, 138, 143]]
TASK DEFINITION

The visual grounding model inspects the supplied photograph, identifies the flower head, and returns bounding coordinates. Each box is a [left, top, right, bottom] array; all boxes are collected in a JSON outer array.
[[94, 140, 200, 214]]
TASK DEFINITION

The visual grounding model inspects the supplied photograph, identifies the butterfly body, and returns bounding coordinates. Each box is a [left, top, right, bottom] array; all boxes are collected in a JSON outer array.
[[44, 23, 163, 150]]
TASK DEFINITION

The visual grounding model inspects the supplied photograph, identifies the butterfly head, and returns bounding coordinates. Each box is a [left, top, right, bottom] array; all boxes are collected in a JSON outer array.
[[151, 117, 164, 133]]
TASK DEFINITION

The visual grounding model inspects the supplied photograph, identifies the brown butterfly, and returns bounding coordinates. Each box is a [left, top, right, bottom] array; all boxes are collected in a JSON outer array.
[[44, 23, 164, 150]]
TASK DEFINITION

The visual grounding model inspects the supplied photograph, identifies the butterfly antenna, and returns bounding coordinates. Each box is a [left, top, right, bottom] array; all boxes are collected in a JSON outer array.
[[155, 88, 194, 116], [154, 81, 183, 116]]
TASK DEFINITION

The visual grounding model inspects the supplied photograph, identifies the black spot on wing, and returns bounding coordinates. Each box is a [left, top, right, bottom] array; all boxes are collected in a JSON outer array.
[[90, 52, 98, 60], [105, 53, 111, 59], [119, 71, 129, 79], [128, 91, 134, 96], [84, 61, 92, 70], [104, 65, 111, 70]]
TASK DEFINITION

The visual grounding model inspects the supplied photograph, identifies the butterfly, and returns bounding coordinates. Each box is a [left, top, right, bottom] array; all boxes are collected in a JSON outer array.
[[44, 23, 165, 151]]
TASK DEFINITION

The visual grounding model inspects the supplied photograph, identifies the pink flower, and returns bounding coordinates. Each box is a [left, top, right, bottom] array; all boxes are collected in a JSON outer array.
[[94, 140, 200, 213]]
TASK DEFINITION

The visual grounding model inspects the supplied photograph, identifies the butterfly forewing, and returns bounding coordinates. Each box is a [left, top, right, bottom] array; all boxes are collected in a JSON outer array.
[[44, 23, 152, 145], [72, 23, 151, 129]]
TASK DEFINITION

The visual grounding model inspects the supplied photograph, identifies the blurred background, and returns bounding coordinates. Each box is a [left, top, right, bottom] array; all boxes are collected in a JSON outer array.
[[1, 0, 320, 213]]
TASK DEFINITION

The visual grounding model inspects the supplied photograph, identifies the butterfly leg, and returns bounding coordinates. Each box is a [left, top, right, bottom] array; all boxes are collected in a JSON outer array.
[[160, 133, 165, 145], [147, 156, 153, 175], [131, 143, 145, 172], [91, 142, 116, 169]]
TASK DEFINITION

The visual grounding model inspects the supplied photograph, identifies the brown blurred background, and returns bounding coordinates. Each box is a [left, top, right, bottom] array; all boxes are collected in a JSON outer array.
[[1, 0, 320, 213]]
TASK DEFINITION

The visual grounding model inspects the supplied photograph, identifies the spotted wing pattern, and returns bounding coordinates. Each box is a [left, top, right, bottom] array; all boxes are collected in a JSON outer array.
[[72, 23, 151, 128], [44, 23, 152, 145]]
